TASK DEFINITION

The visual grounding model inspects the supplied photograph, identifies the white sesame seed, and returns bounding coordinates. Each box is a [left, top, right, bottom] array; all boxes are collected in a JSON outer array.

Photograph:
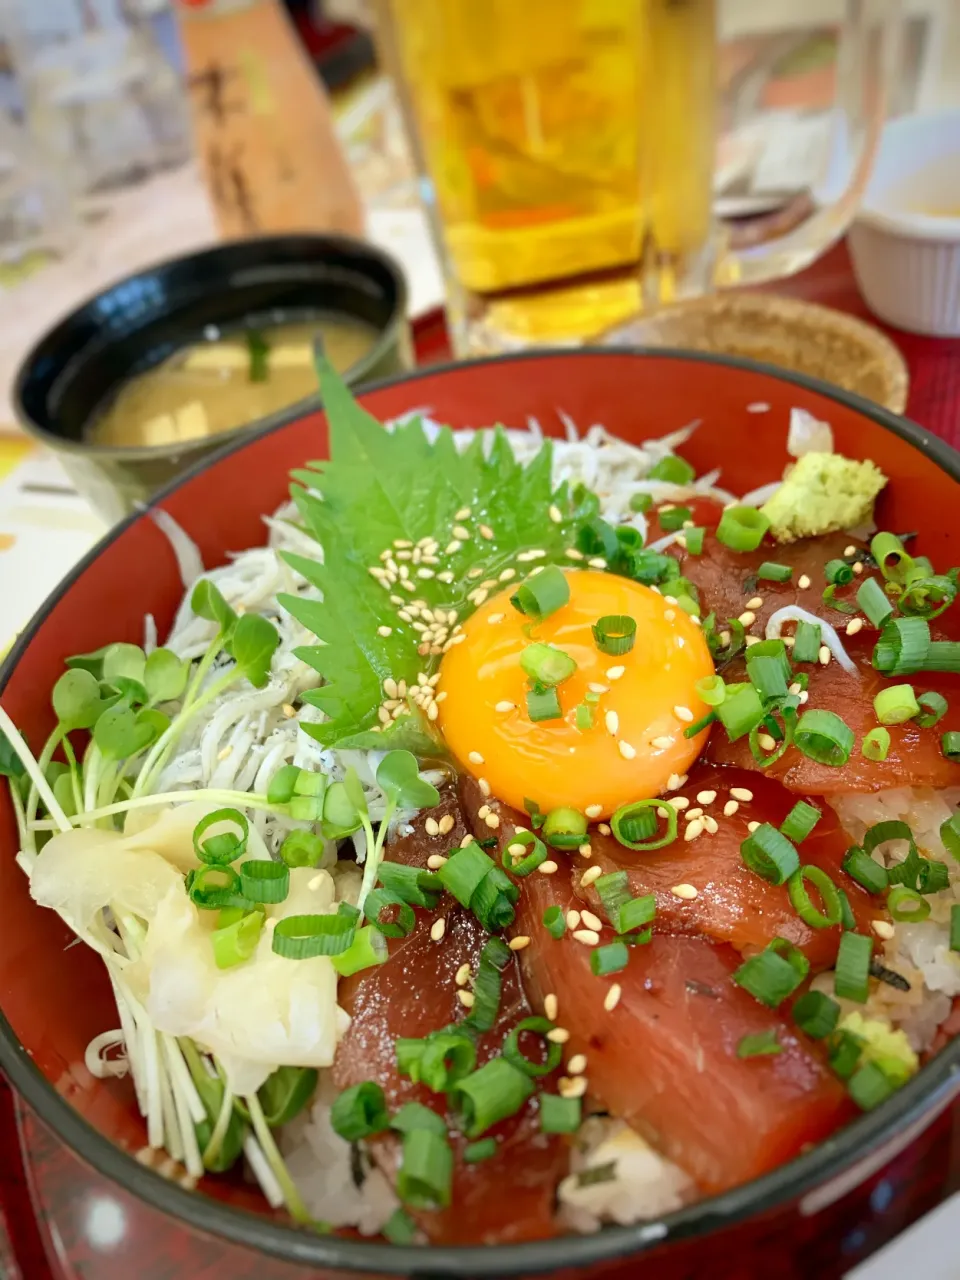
[[731, 787, 754, 802], [652, 736, 673, 750], [746, 596, 763, 611], [417, 568, 435, 579], [566, 548, 585, 561], [477, 804, 490, 819], [747, 820, 760, 833], [685, 819, 704, 841], [580, 910, 603, 932], [217, 745, 233, 761], [846, 617, 864, 636], [581, 866, 603, 888], [605, 709, 619, 735], [844, 545, 857, 558], [539, 860, 559, 874], [455, 963, 471, 986], [598, 822, 611, 835], [509, 935, 531, 951], [747, 402, 771, 413], [606, 665, 625, 680], [458, 990, 475, 1008], [485, 813, 500, 829], [427, 854, 448, 869], [819, 645, 832, 666], [588, 682, 609, 694], [487, 613, 505, 626], [758, 733, 777, 751], [671, 883, 698, 900], [545, 993, 559, 1021], [578, 843, 592, 858], [604, 984, 622, 1012], [671, 795, 690, 810], [427, 702, 440, 722], [282, 703, 296, 718], [430, 918, 446, 942], [684, 807, 704, 821], [703, 815, 719, 834], [549, 504, 563, 523], [435, 692, 448, 704], [798, 574, 811, 590], [468, 751, 485, 765], [565, 911, 582, 931], [445, 539, 462, 555], [618, 740, 637, 759], [738, 610, 756, 627], [573, 929, 600, 946], [478, 777, 491, 797], [587, 557, 607, 569], [547, 1027, 570, 1044], [585, 804, 603, 819], [494, 701, 515, 715], [696, 790, 717, 805], [384, 677, 398, 699], [559, 1075, 588, 1099], [853, 561, 864, 574], [455, 507, 471, 521], [723, 800, 739, 817], [567, 1053, 588, 1075], [517, 549, 546, 563], [872, 919, 895, 940], [438, 814, 455, 836], [425, 817, 440, 837], [799, 690, 810, 703], [459, 833, 475, 847], [666, 773, 683, 791], [499, 568, 516, 581], [664, 609, 676, 622], [378, 707, 391, 724], [674, 705, 694, 722], [438, 571, 454, 584], [478, 524, 494, 540], [377, 625, 392, 637]]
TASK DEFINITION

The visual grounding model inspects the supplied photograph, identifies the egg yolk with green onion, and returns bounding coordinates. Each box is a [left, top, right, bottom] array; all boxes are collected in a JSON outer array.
[[437, 569, 714, 817]]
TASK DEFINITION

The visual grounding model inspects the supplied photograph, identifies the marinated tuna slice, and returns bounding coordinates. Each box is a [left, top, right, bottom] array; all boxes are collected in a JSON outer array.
[[572, 764, 874, 966], [460, 782, 853, 1193], [333, 789, 566, 1245]]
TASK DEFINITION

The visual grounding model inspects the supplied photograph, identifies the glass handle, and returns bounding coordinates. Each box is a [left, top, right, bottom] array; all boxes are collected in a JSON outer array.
[[713, 0, 902, 290]]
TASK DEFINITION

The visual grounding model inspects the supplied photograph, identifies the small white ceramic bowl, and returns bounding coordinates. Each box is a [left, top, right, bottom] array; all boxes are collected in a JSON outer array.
[[849, 109, 960, 336]]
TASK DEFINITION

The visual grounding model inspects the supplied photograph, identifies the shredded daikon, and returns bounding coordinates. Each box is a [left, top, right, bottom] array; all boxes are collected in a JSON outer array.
[[765, 605, 858, 676]]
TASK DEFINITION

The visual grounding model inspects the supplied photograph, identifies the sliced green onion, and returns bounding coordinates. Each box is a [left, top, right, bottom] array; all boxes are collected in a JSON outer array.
[[521, 643, 577, 687], [390, 1101, 447, 1137], [378, 862, 443, 908], [278, 830, 325, 868], [611, 799, 677, 851], [396, 1039, 425, 1083], [940, 814, 960, 861], [510, 565, 570, 619], [472, 866, 520, 933], [747, 637, 792, 677], [857, 577, 895, 626], [915, 691, 948, 728], [594, 871, 630, 925], [705, 615, 746, 668], [788, 865, 843, 929], [592, 615, 637, 657], [617, 894, 657, 934], [437, 844, 495, 907], [919, 857, 950, 895], [465, 936, 512, 1034], [943, 731, 960, 760], [828, 1030, 864, 1080], [659, 505, 692, 531], [630, 493, 653, 514], [364, 889, 416, 938], [628, 549, 674, 584], [293, 769, 325, 797], [716, 505, 770, 552], [420, 1031, 478, 1092], [682, 526, 705, 555], [748, 654, 790, 703], [272, 909, 357, 959], [736, 1030, 782, 1058], [842, 847, 889, 895], [590, 941, 630, 976], [383, 1209, 417, 1244], [192, 807, 249, 865], [695, 675, 726, 706], [527, 686, 562, 722], [331, 925, 388, 976], [871, 532, 913, 583], [575, 703, 594, 730], [848, 1061, 897, 1111], [501, 829, 548, 877], [289, 794, 324, 822], [792, 990, 841, 1039], [951, 904, 960, 952], [716, 683, 766, 741], [792, 619, 822, 664], [239, 859, 290, 905], [648, 455, 695, 485], [862, 727, 891, 762], [825, 559, 854, 586], [899, 575, 957, 621], [823, 582, 857, 615], [330, 1081, 389, 1141], [464, 1138, 498, 1164], [188, 864, 245, 910], [740, 823, 800, 886], [267, 764, 301, 805], [781, 801, 821, 843], [874, 683, 920, 725], [835, 931, 873, 1002], [540, 1093, 582, 1134], [872, 616, 931, 675], [794, 709, 854, 767], [542, 807, 588, 850], [733, 939, 808, 1008], [684, 710, 717, 739], [211, 911, 263, 969], [838, 888, 857, 931], [863, 819, 916, 860], [758, 562, 793, 583], [543, 905, 566, 939], [397, 1128, 453, 1210], [454, 1059, 535, 1138], [503, 1017, 562, 1078], [748, 701, 798, 769]]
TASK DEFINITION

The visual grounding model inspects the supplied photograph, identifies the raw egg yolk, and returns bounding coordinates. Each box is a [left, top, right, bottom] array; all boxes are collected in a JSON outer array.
[[437, 569, 714, 817]]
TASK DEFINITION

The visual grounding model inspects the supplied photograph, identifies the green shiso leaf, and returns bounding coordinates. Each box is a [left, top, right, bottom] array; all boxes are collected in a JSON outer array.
[[278, 358, 581, 750]]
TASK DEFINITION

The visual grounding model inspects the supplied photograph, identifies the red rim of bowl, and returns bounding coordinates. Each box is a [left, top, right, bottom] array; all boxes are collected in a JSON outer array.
[[2, 348, 959, 1276]]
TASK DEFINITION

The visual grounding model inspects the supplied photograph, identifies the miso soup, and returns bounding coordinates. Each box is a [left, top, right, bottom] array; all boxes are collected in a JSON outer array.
[[89, 315, 378, 449]]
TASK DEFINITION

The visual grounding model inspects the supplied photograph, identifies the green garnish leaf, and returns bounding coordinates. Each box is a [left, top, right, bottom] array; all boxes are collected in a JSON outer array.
[[101, 642, 146, 685], [143, 647, 189, 704], [230, 613, 280, 689], [342, 765, 369, 820], [376, 749, 441, 810], [277, 358, 582, 749], [107, 675, 148, 707], [191, 579, 238, 638], [0, 730, 25, 779], [52, 668, 113, 730], [93, 704, 160, 760]]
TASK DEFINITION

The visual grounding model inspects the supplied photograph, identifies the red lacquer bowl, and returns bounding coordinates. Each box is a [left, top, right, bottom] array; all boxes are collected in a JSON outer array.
[[3, 351, 960, 1279]]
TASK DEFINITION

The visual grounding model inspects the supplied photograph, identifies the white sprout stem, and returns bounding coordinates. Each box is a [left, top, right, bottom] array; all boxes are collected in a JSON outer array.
[[203, 1082, 235, 1169], [244, 1092, 310, 1223], [29, 787, 276, 831], [356, 806, 390, 915], [243, 1134, 285, 1210], [765, 606, 858, 676], [162, 1035, 207, 1128], [156, 1032, 183, 1160], [161, 1037, 204, 1179], [84, 1030, 128, 1080], [0, 705, 71, 833]]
